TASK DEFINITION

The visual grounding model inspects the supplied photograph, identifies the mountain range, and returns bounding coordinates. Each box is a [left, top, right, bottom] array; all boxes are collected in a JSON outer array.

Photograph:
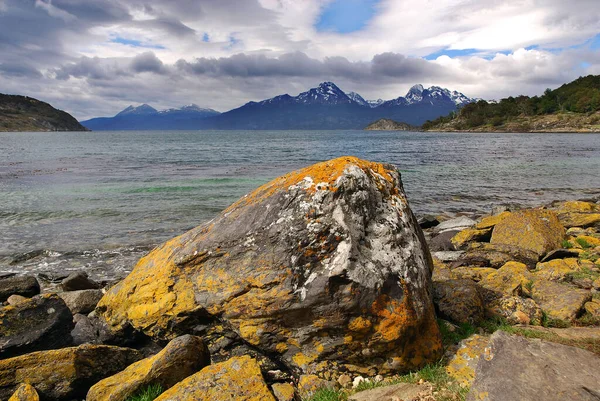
[[81, 82, 477, 130]]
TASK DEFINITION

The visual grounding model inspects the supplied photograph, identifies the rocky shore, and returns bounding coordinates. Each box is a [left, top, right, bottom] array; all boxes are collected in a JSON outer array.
[[1, 157, 599, 401]]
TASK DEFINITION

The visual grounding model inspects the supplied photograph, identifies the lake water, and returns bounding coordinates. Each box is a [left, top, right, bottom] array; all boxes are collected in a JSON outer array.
[[1, 130, 600, 281]]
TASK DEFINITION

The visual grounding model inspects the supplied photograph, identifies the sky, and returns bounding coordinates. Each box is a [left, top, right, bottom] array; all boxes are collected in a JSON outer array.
[[0, 0, 599, 120]]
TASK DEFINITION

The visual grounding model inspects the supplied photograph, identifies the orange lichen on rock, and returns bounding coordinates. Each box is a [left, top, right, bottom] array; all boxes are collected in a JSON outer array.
[[225, 156, 398, 211], [371, 294, 415, 342]]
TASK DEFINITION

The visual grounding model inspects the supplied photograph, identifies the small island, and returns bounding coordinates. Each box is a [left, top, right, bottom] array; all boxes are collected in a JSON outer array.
[[0, 94, 87, 132], [364, 118, 420, 131]]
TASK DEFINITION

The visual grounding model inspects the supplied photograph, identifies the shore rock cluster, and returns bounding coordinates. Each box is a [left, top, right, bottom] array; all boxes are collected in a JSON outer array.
[[1, 157, 600, 400]]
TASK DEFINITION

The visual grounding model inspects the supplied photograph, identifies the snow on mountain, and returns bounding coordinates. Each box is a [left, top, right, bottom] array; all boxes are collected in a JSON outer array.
[[367, 99, 385, 108], [296, 82, 353, 104], [347, 91, 369, 106], [116, 104, 157, 116], [159, 104, 219, 114], [380, 84, 475, 108]]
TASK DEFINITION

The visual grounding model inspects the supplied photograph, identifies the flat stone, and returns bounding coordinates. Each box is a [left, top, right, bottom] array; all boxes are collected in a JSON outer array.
[[429, 230, 460, 252], [532, 280, 591, 321], [0, 275, 40, 302], [348, 382, 428, 401], [467, 331, 600, 401], [271, 383, 296, 401], [6, 294, 28, 306], [432, 251, 464, 262], [434, 216, 476, 233], [446, 334, 491, 387]]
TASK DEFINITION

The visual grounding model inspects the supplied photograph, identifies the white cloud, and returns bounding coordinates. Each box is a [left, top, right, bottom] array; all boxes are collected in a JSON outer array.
[[0, 0, 599, 119]]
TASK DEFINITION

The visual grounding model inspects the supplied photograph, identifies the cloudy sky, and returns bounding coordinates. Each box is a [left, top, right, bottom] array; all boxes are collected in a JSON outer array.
[[1, 0, 599, 120]]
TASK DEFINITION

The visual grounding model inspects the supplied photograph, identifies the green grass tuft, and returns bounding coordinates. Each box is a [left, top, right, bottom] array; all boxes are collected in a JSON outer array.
[[437, 319, 477, 346], [561, 239, 573, 249], [126, 384, 163, 401], [305, 388, 347, 401], [576, 237, 592, 249]]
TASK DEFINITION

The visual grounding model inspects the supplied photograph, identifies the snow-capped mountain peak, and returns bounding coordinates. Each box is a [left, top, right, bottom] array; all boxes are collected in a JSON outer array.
[[116, 104, 157, 116], [296, 82, 353, 104]]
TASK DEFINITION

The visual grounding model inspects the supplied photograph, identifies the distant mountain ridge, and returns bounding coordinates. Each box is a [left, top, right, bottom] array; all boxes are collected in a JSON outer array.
[[82, 104, 221, 131], [81, 82, 477, 130], [0, 93, 87, 132]]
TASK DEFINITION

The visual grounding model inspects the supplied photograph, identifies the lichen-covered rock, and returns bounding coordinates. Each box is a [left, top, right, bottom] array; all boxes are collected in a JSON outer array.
[[58, 289, 103, 314], [532, 280, 591, 321], [466, 331, 600, 401], [348, 382, 428, 401], [298, 374, 336, 399], [87, 335, 209, 401], [8, 384, 39, 401], [451, 228, 492, 250], [0, 275, 40, 302], [534, 258, 581, 281], [0, 344, 141, 400], [487, 296, 542, 325], [584, 301, 600, 317], [154, 355, 275, 401], [490, 209, 565, 257], [0, 294, 73, 359], [554, 200, 600, 228], [98, 157, 442, 376], [271, 383, 296, 401], [451, 243, 539, 269], [477, 261, 533, 302], [432, 279, 484, 324], [6, 295, 28, 306], [475, 211, 512, 230], [450, 267, 496, 282], [446, 334, 491, 387]]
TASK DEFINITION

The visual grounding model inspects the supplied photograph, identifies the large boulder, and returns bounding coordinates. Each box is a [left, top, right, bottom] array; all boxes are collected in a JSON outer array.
[[0, 344, 141, 400], [531, 280, 591, 321], [467, 331, 600, 401], [98, 157, 442, 376], [0, 275, 40, 302], [0, 294, 73, 358], [87, 335, 209, 401], [154, 355, 276, 401], [490, 209, 565, 258]]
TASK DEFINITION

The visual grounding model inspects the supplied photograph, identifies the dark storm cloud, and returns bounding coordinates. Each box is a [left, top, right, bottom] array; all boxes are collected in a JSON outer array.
[[0, 61, 43, 78], [130, 52, 166, 74], [174, 51, 439, 82]]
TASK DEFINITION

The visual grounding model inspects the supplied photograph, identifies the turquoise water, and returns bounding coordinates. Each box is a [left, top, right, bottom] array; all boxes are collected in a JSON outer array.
[[1, 130, 600, 279]]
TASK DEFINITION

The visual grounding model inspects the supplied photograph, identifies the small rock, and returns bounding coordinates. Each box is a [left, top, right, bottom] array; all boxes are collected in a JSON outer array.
[[352, 376, 366, 389], [429, 230, 460, 251], [432, 251, 465, 262], [6, 294, 28, 306], [271, 383, 296, 401], [8, 383, 39, 401], [61, 271, 100, 291], [374, 375, 383, 383], [584, 301, 600, 317], [58, 289, 103, 314], [0, 275, 40, 302], [299, 375, 336, 399], [87, 335, 210, 401], [0, 294, 73, 359], [433, 279, 484, 324], [338, 374, 352, 388]]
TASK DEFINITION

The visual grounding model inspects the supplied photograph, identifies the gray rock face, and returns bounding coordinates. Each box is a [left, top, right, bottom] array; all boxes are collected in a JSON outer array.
[[467, 331, 600, 401], [58, 289, 103, 314], [0, 275, 40, 302], [61, 271, 100, 291], [434, 216, 476, 233], [429, 230, 459, 251], [98, 157, 442, 377], [0, 294, 73, 358]]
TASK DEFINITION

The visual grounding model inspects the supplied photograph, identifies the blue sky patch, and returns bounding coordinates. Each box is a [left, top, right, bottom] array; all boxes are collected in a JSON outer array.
[[315, 0, 380, 33], [202, 33, 210, 42], [425, 48, 481, 60], [111, 37, 165, 49], [589, 33, 600, 49]]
